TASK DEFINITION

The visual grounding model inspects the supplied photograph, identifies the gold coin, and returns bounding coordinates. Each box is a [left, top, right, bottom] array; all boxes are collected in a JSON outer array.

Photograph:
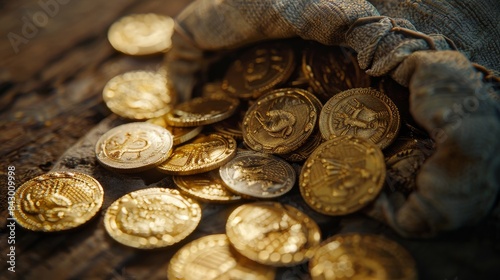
[[226, 202, 321, 267], [242, 88, 321, 154], [157, 133, 237, 175], [300, 135, 385, 216], [12, 171, 103, 232], [103, 188, 201, 249], [212, 108, 246, 140], [222, 41, 296, 99], [309, 233, 417, 280], [173, 169, 242, 203], [147, 117, 203, 146], [166, 95, 240, 127], [219, 150, 296, 199], [168, 234, 276, 280], [280, 128, 324, 162], [103, 70, 175, 120], [319, 88, 400, 149], [95, 122, 174, 172], [107, 13, 174, 55]]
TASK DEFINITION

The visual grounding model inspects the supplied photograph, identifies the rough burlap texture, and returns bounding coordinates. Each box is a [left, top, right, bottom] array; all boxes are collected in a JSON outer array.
[[166, 0, 500, 237]]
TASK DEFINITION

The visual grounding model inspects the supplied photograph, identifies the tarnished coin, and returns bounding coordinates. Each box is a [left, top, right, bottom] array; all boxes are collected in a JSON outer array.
[[12, 171, 103, 232], [95, 122, 173, 172], [173, 169, 242, 203], [219, 151, 296, 199], [302, 43, 371, 102], [147, 117, 203, 146], [226, 202, 321, 266], [222, 41, 296, 99], [309, 233, 417, 280], [319, 88, 400, 149], [166, 95, 240, 127], [104, 188, 201, 249], [242, 88, 321, 154], [157, 133, 237, 175], [168, 234, 276, 280], [108, 13, 175, 55], [103, 70, 175, 120], [300, 136, 385, 216]]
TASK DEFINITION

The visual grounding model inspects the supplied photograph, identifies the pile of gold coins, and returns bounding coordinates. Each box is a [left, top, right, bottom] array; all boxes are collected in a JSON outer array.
[[11, 13, 431, 279]]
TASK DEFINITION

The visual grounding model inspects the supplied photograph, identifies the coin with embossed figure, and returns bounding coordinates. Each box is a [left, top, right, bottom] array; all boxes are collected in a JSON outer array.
[[157, 133, 237, 175], [108, 13, 174, 55], [219, 150, 296, 199], [13, 171, 104, 232], [300, 136, 385, 216], [166, 95, 240, 127], [319, 88, 400, 150], [243, 88, 321, 154], [226, 202, 321, 267], [222, 41, 296, 99], [103, 70, 175, 120], [168, 234, 276, 280], [309, 233, 417, 280], [173, 169, 242, 203], [95, 122, 173, 172], [104, 188, 201, 249]]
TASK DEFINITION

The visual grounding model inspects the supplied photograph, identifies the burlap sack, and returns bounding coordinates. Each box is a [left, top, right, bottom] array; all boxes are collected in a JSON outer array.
[[166, 0, 500, 237]]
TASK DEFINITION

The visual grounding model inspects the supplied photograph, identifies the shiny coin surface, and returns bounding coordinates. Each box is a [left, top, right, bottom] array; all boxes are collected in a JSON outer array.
[[108, 13, 174, 55], [222, 41, 296, 99], [319, 88, 400, 149], [173, 169, 242, 203], [219, 151, 296, 199], [103, 70, 175, 120], [309, 233, 417, 280], [104, 188, 201, 249], [166, 96, 240, 127], [168, 234, 276, 280], [95, 122, 173, 172], [300, 136, 385, 216], [242, 88, 321, 154], [157, 133, 237, 175], [226, 202, 321, 267], [13, 171, 104, 232], [147, 117, 203, 146]]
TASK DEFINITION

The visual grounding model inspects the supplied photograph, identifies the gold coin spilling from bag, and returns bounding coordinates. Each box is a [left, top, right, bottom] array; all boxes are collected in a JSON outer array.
[[157, 133, 237, 175], [13, 171, 104, 232], [104, 188, 201, 249], [242, 88, 321, 154], [108, 13, 175, 55], [299, 135, 385, 216], [319, 87, 400, 149], [95, 122, 174, 172], [168, 234, 276, 280], [309, 233, 417, 280], [219, 150, 296, 199], [226, 202, 321, 267], [103, 70, 175, 120]]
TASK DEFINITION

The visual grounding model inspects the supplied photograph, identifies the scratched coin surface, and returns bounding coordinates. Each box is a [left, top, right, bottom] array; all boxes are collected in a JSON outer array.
[[103, 70, 175, 120], [166, 96, 240, 127], [157, 133, 237, 175], [173, 169, 242, 203], [104, 188, 201, 249], [12, 171, 104, 232], [300, 136, 385, 216], [108, 13, 175, 55], [309, 233, 417, 280], [222, 41, 296, 99], [319, 88, 400, 149], [219, 151, 296, 199], [226, 202, 321, 267], [168, 234, 276, 280], [242, 88, 321, 154]]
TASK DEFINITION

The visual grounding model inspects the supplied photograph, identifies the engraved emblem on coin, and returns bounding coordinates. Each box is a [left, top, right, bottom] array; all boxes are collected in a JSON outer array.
[[300, 136, 385, 216], [243, 88, 320, 154], [319, 88, 400, 149], [13, 172, 104, 231]]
